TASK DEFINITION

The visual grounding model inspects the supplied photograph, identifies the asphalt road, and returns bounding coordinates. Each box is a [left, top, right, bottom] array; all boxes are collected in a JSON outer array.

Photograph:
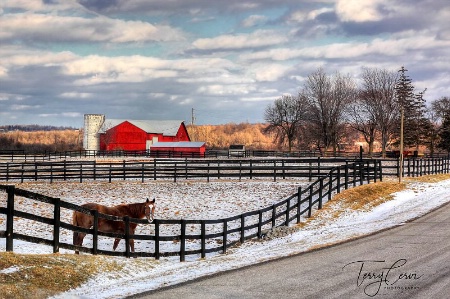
[[133, 202, 450, 299]]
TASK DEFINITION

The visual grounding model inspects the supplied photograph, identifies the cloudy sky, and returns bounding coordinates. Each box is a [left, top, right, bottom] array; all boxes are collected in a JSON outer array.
[[1, 0, 449, 128]]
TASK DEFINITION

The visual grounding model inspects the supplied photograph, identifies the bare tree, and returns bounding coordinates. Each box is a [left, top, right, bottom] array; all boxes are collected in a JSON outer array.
[[428, 96, 450, 155], [303, 68, 355, 155], [264, 94, 309, 151], [357, 67, 398, 157], [346, 90, 378, 156], [431, 97, 450, 121]]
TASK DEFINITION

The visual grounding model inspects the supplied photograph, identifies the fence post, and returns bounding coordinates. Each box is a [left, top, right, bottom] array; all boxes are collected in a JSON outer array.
[[409, 159, 413, 177], [337, 168, 341, 193], [318, 178, 323, 210], [180, 219, 186, 262], [396, 157, 400, 178], [154, 220, 160, 260], [373, 161, 378, 183], [328, 171, 333, 201], [93, 210, 99, 255], [359, 163, 364, 185], [63, 160, 67, 181], [80, 163, 83, 183], [222, 219, 228, 254], [308, 185, 313, 218], [250, 160, 253, 179], [379, 160, 383, 181], [308, 161, 312, 182], [153, 159, 157, 181], [271, 205, 276, 228], [297, 187, 302, 223], [174, 162, 177, 183], [93, 160, 97, 181], [344, 164, 349, 189], [124, 216, 131, 258], [258, 211, 263, 238], [6, 162, 9, 181], [6, 185, 15, 251], [317, 157, 321, 177], [273, 161, 277, 182], [239, 161, 242, 182], [201, 220, 206, 259], [240, 214, 245, 244], [285, 198, 290, 226], [53, 198, 61, 253], [217, 162, 221, 179]]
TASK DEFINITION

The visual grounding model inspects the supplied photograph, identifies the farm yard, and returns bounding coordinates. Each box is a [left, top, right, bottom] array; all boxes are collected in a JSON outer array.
[[1, 156, 450, 298], [1, 179, 310, 257], [2, 174, 450, 298]]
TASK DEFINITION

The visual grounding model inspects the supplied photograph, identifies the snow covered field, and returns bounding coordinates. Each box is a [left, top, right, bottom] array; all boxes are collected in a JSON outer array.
[[1, 177, 450, 298]]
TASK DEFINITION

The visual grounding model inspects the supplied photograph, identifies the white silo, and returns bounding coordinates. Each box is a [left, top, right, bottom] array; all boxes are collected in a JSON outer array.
[[83, 114, 105, 151]]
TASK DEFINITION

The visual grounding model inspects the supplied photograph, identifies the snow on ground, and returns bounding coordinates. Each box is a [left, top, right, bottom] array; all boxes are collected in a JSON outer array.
[[1, 178, 450, 299]]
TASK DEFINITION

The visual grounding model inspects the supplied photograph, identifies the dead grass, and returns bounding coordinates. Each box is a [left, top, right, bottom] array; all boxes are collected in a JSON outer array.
[[403, 173, 450, 183], [298, 181, 406, 227], [299, 173, 450, 227], [0, 252, 123, 299]]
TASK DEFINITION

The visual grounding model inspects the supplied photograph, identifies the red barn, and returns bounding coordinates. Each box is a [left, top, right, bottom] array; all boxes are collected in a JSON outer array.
[[99, 120, 190, 151]]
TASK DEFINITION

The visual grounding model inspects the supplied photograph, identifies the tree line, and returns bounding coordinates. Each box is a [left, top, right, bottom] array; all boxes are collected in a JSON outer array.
[[264, 67, 450, 157]]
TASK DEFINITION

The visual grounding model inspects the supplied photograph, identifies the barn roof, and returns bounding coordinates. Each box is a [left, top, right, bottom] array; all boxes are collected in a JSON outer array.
[[100, 119, 184, 136], [151, 142, 205, 148]]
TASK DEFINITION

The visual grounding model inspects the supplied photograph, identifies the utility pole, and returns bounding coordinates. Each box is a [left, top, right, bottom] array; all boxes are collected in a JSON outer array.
[[399, 107, 404, 183]]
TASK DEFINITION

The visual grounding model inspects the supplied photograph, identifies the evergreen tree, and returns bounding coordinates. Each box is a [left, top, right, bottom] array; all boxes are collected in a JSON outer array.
[[438, 112, 450, 152], [394, 67, 428, 150]]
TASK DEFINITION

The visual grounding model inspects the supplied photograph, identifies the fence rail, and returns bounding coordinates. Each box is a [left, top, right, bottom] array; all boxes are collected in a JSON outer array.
[[2, 157, 449, 261], [1, 160, 382, 261], [1, 157, 449, 183], [0, 157, 368, 183], [4, 149, 449, 163]]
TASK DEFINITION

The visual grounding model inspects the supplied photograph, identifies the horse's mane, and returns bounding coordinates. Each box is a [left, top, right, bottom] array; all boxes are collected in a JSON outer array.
[[113, 202, 146, 218]]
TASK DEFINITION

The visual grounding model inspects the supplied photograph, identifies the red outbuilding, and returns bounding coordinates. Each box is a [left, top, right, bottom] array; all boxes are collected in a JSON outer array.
[[99, 120, 190, 151], [150, 141, 206, 157]]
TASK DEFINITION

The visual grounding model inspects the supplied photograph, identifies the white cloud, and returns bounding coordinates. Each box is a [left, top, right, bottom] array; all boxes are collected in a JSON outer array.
[[335, 0, 385, 22], [0, 13, 185, 43], [240, 32, 450, 62], [250, 64, 291, 82], [192, 30, 288, 51], [241, 15, 268, 27], [60, 92, 93, 99]]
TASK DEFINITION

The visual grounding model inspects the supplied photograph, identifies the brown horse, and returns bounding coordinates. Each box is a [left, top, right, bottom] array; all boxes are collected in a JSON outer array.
[[72, 198, 155, 254]]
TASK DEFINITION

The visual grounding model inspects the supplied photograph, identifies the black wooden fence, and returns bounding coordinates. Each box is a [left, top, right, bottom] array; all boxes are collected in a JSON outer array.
[[1, 160, 382, 261], [0, 157, 370, 183], [1, 157, 449, 183]]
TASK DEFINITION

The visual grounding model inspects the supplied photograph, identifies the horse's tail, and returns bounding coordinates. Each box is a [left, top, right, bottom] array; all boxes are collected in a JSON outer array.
[[72, 210, 80, 253]]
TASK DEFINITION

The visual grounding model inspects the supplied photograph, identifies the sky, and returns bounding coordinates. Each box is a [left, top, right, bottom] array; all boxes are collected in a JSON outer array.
[[1, 0, 449, 128]]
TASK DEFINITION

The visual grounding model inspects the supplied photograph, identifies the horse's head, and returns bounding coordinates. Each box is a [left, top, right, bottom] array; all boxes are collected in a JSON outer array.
[[145, 198, 156, 223]]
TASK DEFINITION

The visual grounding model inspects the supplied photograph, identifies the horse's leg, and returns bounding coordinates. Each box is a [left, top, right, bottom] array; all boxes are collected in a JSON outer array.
[[113, 238, 121, 251], [72, 210, 93, 254], [73, 232, 86, 254]]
